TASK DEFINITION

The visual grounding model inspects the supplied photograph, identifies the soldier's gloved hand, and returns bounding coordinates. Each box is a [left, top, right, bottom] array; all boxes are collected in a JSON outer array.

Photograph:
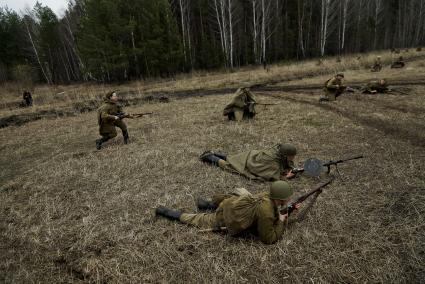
[[114, 116, 119, 120]]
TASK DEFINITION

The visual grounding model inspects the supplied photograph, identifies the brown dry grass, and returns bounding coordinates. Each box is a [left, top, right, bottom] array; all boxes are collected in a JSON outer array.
[[1, 51, 424, 283]]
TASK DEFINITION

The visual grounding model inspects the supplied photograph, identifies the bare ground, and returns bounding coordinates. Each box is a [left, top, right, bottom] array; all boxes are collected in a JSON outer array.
[[1, 53, 424, 283]]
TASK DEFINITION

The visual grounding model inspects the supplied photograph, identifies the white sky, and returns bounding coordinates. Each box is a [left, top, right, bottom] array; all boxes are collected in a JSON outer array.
[[0, 0, 68, 17]]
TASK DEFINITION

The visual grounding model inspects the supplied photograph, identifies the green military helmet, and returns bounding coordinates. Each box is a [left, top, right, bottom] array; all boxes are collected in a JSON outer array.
[[336, 72, 344, 78], [270, 181, 293, 200], [278, 143, 297, 156]]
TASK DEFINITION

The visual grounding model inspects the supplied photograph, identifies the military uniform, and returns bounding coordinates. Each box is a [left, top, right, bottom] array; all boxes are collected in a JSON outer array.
[[22, 91, 33, 107], [323, 75, 345, 101], [183, 191, 286, 244], [391, 57, 405, 68], [223, 88, 256, 121], [371, 58, 382, 72], [200, 144, 296, 181], [96, 93, 129, 149], [362, 80, 389, 94]]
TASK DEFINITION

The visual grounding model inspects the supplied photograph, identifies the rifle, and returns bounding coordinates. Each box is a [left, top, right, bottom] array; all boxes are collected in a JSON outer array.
[[388, 88, 410, 96], [256, 103, 278, 106], [280, 177, 334, 216], [116, 112, 154, 119], [291, 155, 363, 177]]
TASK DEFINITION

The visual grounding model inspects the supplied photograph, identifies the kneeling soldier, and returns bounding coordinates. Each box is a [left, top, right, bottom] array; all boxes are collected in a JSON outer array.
[[320, 73, 346, 102], [200, 143, 297, 181], [155, 181, 298, 244], [96, 91, 131, 150], [371, 56, 382, 72], [223, 87, 257, 121]]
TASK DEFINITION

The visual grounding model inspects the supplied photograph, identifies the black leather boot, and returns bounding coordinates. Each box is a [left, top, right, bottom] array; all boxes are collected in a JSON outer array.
[[213, 152, 227, 161], [123, 130, 129, 144], [96, 137, 109, 150], [197, 198, 218, 211], [155, 206, 182, 221]]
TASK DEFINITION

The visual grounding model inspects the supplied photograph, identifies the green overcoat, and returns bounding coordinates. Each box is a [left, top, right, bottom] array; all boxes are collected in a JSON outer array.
[[222, 145, 294, 181], [97, 99, 126, 137], [223, 88, 257, 119], [220, 192, 286, 244]]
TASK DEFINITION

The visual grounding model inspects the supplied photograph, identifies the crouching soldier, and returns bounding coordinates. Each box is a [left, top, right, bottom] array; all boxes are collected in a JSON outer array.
[[362, 79, 389, 94], [155, 181, 299, 244], [320, 73, 346, 102], [199, 143, 297, 181], [371, 56, 382, 72], [96, 91, 131, 150], [22, 90, 33, 107], [223, 87, 256, 121]]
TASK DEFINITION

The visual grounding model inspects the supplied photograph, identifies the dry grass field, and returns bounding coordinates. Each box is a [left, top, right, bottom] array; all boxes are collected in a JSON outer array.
[[1, 51, 424, 283]]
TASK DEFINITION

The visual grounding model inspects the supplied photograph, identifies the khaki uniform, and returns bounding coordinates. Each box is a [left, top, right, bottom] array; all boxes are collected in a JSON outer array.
[[362, 81, 389, 94], [371, 59, 382, 72], [324, 77, 344, 101], [217, 145, 294, 181], [180, 191, 286, 244], [223, 88, 257, 121], [97, 100, 127, 139], [391, 57, 405, 68]]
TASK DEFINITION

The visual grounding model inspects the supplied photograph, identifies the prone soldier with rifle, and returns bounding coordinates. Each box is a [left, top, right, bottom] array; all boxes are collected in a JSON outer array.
[[156, 179, 333, 244], [96, 91, 153, 150]]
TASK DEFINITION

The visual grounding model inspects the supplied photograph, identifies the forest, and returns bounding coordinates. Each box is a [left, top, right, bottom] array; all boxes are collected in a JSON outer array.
[[1, 0, 424, 83]]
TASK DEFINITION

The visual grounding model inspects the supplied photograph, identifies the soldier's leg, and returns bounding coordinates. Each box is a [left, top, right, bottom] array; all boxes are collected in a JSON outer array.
[[179, 212, 219, 229], [227, 112, 235, 121], [114, 120, 129, 144], [234, 110, 244, 121], [96, 129, 117, 150]]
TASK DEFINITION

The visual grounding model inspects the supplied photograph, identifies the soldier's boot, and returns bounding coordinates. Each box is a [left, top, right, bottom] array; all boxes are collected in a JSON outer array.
[[213, 152, 227, 161], [96, 137, 110, 150], [123, 130, 129, 144], [197, 198, 219, 211], [155, 206, 182, 221], [199, 152, 221, 165], [319, 96, 329, 103]]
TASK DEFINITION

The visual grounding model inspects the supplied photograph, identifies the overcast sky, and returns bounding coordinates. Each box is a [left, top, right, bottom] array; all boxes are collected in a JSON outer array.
[[0, 0, 68, 16]]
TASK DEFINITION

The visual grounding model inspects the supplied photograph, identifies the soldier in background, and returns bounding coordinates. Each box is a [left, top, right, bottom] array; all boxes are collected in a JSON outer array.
[[223, 87, 256, 121], [391, 56, 405, 68], [362, 79, 389, 94], [22, 90, 33, 107], [371, 56, 382, 72], [155, 181, 299, 244], [199, 144, 297, 181], [320, 73, 346, 102], [96, 91, 131, 150]]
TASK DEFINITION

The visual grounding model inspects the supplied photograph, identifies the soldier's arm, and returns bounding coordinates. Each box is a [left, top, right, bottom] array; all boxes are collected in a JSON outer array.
[[326, 78, 339, 89], [100, 108, 117, 121], [256, 209, 285, 244]]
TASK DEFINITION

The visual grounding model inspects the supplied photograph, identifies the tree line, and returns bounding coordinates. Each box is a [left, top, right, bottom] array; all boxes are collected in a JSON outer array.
[[0, 0, 424, 84]]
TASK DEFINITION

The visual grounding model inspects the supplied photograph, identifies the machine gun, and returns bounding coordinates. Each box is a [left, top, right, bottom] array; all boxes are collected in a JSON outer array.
[[292, 155, 364, 177]]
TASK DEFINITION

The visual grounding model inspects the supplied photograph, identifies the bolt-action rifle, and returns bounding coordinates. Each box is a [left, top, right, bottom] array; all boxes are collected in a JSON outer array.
[[291, 155, 364, 176], [116, 112, 154, 119], [280, 177, 334, 216]]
